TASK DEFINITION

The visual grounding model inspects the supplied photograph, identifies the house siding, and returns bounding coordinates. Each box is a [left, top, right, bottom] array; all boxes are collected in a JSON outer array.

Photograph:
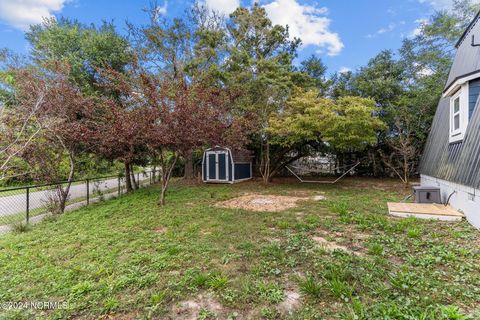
[[420, 95, 480, 189], [469, 78, 480, 118]]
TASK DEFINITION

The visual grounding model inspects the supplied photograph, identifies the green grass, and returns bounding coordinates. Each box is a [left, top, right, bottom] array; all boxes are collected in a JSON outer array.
[[0, 178, 479, 319], [0, 178, 152, 226]]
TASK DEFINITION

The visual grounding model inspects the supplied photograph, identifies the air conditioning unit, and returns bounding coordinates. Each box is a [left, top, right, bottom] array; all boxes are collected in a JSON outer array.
[[413, 186, 441, 204]]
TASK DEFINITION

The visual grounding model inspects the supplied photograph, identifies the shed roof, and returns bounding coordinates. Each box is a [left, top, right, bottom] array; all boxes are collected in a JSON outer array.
[[206, 146, 253, 163]]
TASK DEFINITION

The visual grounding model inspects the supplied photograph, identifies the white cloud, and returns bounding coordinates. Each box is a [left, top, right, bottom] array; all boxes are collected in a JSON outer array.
[[203, 0, 240, 16], [366, 23, 396, 39], [410, 18, 429, 37], [418, 0, 480, 11], [152, 1, 168, 21], [418, 0, 453, 10], [0, 0, 69, 30], [339, 67, 351, 74], [263, 0, 343, 56]]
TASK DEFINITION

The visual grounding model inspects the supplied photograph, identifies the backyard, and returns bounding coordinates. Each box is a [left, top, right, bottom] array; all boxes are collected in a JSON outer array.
[[0, 178, 479, 320]]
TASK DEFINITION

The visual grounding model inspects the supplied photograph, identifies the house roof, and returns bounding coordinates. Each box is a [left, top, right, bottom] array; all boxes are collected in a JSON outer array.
[[445, 11, 480, 91], [455, 10, 480, 48]]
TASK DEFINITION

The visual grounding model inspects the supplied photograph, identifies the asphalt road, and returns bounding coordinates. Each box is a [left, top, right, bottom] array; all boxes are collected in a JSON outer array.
[[0, 172, 152, 219]]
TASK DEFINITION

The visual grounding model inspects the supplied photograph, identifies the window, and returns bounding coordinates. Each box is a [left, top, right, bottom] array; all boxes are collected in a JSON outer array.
[[449, 84, 468, 143], [451, 96, 461, 133]]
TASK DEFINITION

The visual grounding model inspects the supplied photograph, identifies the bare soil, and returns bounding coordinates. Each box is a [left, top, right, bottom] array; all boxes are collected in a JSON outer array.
[[216, 194, 305, 212], [312, 236, 363, 256], [277, 284, 301, 315], [171, 293, 224, 320]]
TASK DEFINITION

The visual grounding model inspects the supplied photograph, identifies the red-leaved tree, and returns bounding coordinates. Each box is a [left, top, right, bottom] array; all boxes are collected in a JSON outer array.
[[9, 65, 97, 213], [101, 66, 250, 205]]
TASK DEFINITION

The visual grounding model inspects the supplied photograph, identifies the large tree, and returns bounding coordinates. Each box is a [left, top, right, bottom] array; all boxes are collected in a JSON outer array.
[[223, 4, 301, 183], [268, 90, 385, 177], [129, 3, 230, 179], [26, 18, 133, 95], [3, 65, 96, 212], [101, 65, 247, 205]]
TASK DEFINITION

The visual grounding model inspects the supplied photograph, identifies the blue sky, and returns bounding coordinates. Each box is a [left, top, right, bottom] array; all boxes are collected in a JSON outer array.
[[0, 0, 457, 75]]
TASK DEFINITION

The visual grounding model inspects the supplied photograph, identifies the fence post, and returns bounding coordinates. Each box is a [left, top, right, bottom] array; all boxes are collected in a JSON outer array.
[[26, 187, 30, 224], [118, 176, 121, 196], [86, 179, 90, 205], [137, 172, 140, 188], [149, 171, 152, 185]]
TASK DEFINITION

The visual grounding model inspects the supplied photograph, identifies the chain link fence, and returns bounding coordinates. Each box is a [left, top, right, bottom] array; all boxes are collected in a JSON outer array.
[[0, 170, 160, 234]]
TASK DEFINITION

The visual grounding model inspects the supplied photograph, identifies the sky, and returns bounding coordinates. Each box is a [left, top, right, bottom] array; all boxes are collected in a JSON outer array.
[[0, 0, 464, 75]]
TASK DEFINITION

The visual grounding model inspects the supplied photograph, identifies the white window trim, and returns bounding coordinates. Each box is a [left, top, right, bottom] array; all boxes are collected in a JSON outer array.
[[449, 83, 469, 143]]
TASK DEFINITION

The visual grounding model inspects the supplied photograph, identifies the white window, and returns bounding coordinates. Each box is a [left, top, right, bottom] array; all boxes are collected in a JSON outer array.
[[449, 84, 469, 143]]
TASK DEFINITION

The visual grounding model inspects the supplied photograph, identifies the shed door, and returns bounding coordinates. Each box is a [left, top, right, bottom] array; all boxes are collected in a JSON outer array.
[[208, 153, 216, 180], [206, 151, 229, 182], [218, 153, 227, 180]]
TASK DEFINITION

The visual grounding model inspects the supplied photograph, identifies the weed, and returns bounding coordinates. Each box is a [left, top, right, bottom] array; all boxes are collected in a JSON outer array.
[[407, 227, 422, 238], [103, 297, 119, 312], [150, 292, 166, 305], [257, 282, 284, 304], [207, 274, 229, 290], [368, 242, 384, 256], [198, 308, 216, 320], [298, 276, 322, 299], [11, 222, 30, 233], [328, 278, 354, 301], [439, 305, 470, 320]]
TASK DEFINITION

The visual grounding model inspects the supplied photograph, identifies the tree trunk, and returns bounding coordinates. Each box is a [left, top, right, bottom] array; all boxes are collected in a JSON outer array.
[[130, 164, 139, 190], [151, 165, 157, 183], [159, 153, 179, 206], [57, 150, 75, 214], [125, 162, 133, 192], [371, 150, 378, 177], [260, 139, 271, 184], [403, 153, 410, 188], [183, 149, 194, 179]]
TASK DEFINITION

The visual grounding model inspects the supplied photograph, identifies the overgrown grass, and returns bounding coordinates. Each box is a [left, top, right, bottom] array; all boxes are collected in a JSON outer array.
[[0, 178, 479, 319]]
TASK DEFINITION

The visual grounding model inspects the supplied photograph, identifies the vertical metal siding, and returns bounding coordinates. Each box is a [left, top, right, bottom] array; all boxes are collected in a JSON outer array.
[[420, 96, 480, 189]]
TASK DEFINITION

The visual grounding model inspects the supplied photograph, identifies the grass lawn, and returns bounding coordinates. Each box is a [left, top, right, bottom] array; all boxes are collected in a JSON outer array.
[[0, 178, 479, 319]]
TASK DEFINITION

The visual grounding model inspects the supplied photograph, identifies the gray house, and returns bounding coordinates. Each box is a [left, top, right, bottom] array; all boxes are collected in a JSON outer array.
[[420, 12, 480, 228]]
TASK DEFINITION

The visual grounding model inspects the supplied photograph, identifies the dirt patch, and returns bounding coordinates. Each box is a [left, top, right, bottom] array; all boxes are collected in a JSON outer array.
[[312, 236, 363, 256], [154, 226, 167, 234], [216, 194, 305, 212], [171, 293, 224, 320], [277, 285, 301, 315]]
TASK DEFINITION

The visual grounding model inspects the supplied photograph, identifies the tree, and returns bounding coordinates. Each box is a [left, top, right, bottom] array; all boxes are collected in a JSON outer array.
[[297, 55, 329, 95], [26, 18, 133, 95], [102, 65, 247, 205], [0, 68, 44, 182], [4, 65, 96, 213], [268, 90, 385, 177], [130, 3, 229, 179], [223, 4, 301, 183]]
